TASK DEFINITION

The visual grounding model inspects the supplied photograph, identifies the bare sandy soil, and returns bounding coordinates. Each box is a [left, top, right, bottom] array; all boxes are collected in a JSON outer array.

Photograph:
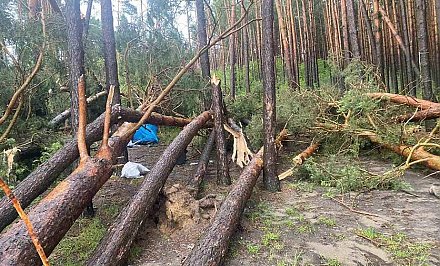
[[89, 143, 439, 266]]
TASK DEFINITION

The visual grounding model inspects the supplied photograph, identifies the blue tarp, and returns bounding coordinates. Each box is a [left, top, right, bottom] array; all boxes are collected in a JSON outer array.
[[132, 124, 159, 144]]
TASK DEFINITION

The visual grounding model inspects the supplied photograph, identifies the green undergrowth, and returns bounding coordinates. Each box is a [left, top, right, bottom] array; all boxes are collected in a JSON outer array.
[[356, 227, 432, 265], [297, 156, 411, 194]]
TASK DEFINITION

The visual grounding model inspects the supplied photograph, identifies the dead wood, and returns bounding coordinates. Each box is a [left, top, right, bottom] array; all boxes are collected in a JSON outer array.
[[367, 93, 440, 110], [279, 142, 320, 180], [86, 111, 212, 266], [211, 76, 230, 185], [0, 178, 49, 266], [394, 108, 440, 123], [182, 130, 288, 266], [48, 90, 108, 128], [191, 130, 216, 198], [0, 107, 195, 232]]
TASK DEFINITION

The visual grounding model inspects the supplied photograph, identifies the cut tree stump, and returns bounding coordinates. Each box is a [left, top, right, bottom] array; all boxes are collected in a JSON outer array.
[[182, 130, 288, 266], [0, 106, 195, 232], [86, 111, 212, 266]]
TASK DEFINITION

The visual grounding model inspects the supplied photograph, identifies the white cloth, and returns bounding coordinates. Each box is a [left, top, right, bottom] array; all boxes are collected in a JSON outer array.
[[121, 162, 150, 178]]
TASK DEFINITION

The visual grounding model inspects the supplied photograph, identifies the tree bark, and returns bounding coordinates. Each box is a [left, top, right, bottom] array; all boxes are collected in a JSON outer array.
[[101, 0, 121, 104], [191, 130, 216, 198], [66, 0, 85, 134], [211, 77, 231, 185], [86, 111, 212, 266], [182, 130, 288, 266], [415, 0, 434, 102], [367, 92, 440, 110], [0, 107, 196, 232], [229, 1, 237, 100], [394, 108, 440, 123], [262, 0, 279, 192], [346, 0, 360, 58]]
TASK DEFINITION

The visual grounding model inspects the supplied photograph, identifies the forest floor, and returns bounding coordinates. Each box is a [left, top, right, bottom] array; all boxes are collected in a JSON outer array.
[[50, 141, 440, 266]]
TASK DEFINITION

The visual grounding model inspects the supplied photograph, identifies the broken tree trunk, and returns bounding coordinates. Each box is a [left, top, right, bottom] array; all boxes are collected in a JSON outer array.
[[367, 93, 440, 110], [394, 108, 440, 123], [0, 110, 210, 265], [49, 90, 108, 128], [278, 142, 320, 180], [191, 130, 216, 198], [0, 107, 195, 232], [182, 130, 288, 266], [211, 76, 231, 185], [86, 111, 212, 266]]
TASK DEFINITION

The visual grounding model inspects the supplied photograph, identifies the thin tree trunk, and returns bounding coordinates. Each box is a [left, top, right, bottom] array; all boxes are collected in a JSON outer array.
[[229, 1, 237, 100], [262, 0, 280, 192], [346, 0, 360, 59], [191, 130, 216, 198], [196, 0, 212, 109]]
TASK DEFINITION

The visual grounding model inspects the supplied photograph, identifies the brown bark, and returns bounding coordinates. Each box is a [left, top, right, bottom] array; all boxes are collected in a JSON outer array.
[[191, 130, 216, 198], [0, 108, 196, 232], [373, 0, 385, 80], [275, 0, 293, 86], [196, 0, 212, 109], [341, 0, 350, 63], [66, 0, 85, 134], [346, 0, 360, 59], [0, 178, 49, 266], [182, 130, 288, 266], [262, 0, 279, 191], [211, 76, 231, 185], [359, 0, 377, 64], [367, 92, 440, 110], [86, 111, 212, 266], [229, 1, 237, 100], [101, 0, 121, 104], [279, 142, 319, 180], [394, 108, 440, 123]]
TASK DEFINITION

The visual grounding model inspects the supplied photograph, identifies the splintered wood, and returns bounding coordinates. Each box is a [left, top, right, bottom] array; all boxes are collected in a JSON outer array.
[[224, 124, 253, 168]]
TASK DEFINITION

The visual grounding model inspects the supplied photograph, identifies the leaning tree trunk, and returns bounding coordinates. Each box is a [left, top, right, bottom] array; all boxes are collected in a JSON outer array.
[[182, 130, 288, 266], [261, 0, 280, 191], [0, 107, 195, 232], [191, 130, 216, 198], [86, 111, 212, 266]]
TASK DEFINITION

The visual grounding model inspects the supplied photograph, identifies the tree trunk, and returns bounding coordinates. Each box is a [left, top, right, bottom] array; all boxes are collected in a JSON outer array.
[[66, 0, 85, 134], [415, 0, 434, 102], [101, 0, 121, 104], [212, 77, 231, 185], [196, 0, 212, 109], [275, 0, 293, 86], [261, 0, 279, 192], [373, 0, 385, 81], [359, 0, 377, 64], [346, 0, 360, 58], [191, 130, 216, 198], [367, 92, 440, 110], [394, 108, 440, 123], [86, 111, 212, 266], [0, 108, 196, 232], [229, 1, 237, 100], [182, 130, 288, 266], [341, 0, 350, 64]]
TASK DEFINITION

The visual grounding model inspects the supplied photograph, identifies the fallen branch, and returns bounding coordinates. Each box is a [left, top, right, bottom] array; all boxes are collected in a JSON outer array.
[[86, 111, 212, 265], [0, 178, 49, 266], [182, 130, 288, 266], [278, 142, 320, 180], [49, 90, 108, 128]]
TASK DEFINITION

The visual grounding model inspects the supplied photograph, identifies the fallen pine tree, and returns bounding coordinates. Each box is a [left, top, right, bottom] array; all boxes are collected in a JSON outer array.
[[0, 107, 195, 232], [48, 90, 108, 128], [86, 111, 212, 266], [367, 92, 440, 110], [394, 107, 440, 123], [182, 130, 288, 266], [191, 129, 216, 198]]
